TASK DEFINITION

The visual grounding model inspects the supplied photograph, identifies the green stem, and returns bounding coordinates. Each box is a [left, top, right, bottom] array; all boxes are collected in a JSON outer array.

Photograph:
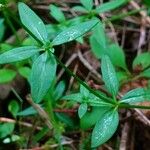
[[119, 103, 150, 110], [54, 55, 116, 105], [104, 8, 145, 23], [2, 9, 21, 44], [45, 96, 63, 150]]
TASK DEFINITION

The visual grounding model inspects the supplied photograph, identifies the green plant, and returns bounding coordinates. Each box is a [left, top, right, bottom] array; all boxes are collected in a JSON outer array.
[[0, 1, 150, 149], [73, 0, 128, 18], [90, 20, 150, 85], [62, 54, 150, 148]]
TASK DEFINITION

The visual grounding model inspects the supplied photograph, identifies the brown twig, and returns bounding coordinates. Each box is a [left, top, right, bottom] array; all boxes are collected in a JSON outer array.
[[0, 117, 42, 130], [26, 96, 52, 129]]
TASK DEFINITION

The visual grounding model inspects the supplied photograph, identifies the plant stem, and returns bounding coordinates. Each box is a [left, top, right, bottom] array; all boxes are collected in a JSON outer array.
[[54, 55, 116, 105], [45, 99, 63, 150], [119, 103, 150, 110], [104, 8, 145, 23], [2, 9, 21, 44]]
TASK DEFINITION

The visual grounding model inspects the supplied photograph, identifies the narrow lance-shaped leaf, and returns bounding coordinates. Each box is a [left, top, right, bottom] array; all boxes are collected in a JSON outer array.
[[80, 0, 93, 11], [30, 52, 57, 103], [80, 84, 90, 98], [120, 88, 150, 104], [0, 18, 5, 41], [0, 46, 40, 64], [101, 55, 119, 96], [18, 2, 48, 44], [72, 6, 88, 12], [95, 0, 127, 14], [78, 103, 88, 118], [92, 22, 107, 48], [91, 110, 119, 148], [62, 93, 83, 103], [49, 4, 66, 23], [52, 19, 99, 46]]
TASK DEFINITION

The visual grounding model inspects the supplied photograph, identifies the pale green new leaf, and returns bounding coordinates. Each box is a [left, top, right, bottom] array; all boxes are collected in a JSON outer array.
[[52, 19, 99, 46], [49, 4, 66, 23], [8, 100, 20, 117], [0, 46, 40, 64], [133, 52, 150, 70], [18, 2, 48, 44], [91, 110, 119, 148], [120, 88, 150, 104], [95, 0, 127, 14], [30, 52, 57, 103], [101, 55, 119, 96], [140, 68, 150, 78], [80, 0, 93, 11], [78, 103, 88, 118], [62, 93, 82, 103], [0, 69, 16, 83], [18, 67, 31, 79]]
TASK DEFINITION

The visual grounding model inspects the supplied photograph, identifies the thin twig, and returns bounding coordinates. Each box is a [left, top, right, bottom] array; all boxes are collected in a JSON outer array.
[[77, 50, 101, 80], [26, 96, 53, 129], [0, 117, 42, 130]]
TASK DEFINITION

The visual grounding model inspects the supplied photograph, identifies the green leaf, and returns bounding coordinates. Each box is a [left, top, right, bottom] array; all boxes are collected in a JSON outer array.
[[78, 103, 88, 118], [0, 123, 15, 138], [54, 81, 66, 101], [140, 68, 150, 78], [0, 69, 16, 83], [62, 93, 83, 103], [0, 18, 5, 41], [80, 107, 111, 129], [88, 96, 113, 107], [8, 100, 20, 117], [91, 110, 119, 148], [120, 88, 150, 104], [0, 43, 13, 52], [90, 35, 106, 57], [52, 19, 99, 46], [80, 84, 89, 98], [18, 66, 31, 79], [72, 6, 88, 12], [55, 112, 74, 127], [95, 0, 127, 14], [30, 52, 57, 103], [101, 55, 119, 96], [116, 71, 129, 82], [49, 4, 66, 23], [17, 106, 40, 116], [92, 22, 107, 48], [18, 2, 48, 44], [133, 52, 150, 70], [80, 0, 93, 11], [108, 44, 127, 70], [0, 46, 40, 64], [90, 34, 127, 70]]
